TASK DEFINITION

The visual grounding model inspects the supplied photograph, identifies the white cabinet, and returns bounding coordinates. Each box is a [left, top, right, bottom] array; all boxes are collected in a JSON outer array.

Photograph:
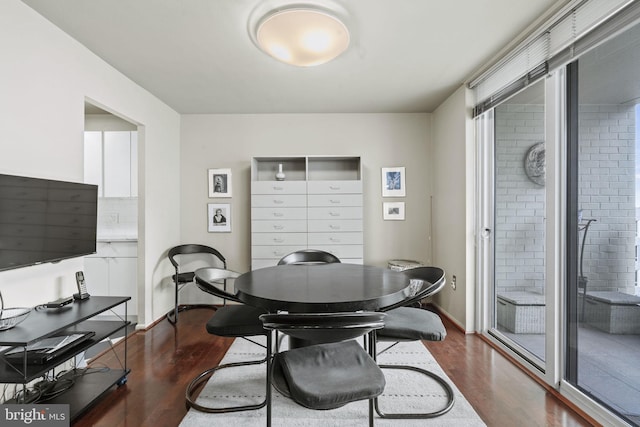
[[104, 132, 132, 197], [251, 156, 363, 268], [84, 131, 138, 198], [85, 241, 137, 318]]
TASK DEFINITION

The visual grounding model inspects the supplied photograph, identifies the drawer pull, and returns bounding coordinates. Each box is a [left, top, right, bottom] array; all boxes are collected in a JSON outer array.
[[329, 199, 341, 204], [273, 186, 284, 191], [273, 199, 284, 204], [329, 212, 340, 217], [330, 238, 341, 242], [273, 213, 284, 217], [273, 251, 284, 256], [273, 225, 284, 230], [329, 186, 341, 190], [273, 238, 284, 243], [329, 225, 341, 230]]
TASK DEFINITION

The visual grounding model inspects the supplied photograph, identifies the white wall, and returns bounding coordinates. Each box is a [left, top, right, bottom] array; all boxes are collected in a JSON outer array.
[[432, 85, 476, 331], [179, 113, 433, 298], [0, 1, 181, 327]]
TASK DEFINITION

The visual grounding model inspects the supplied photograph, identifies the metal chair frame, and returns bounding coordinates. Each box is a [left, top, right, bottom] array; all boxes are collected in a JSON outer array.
[[277, 249, 341, 265], [185, 267, 268, 414], [373, 266, 455, 419], [166, 244, 227, 324]]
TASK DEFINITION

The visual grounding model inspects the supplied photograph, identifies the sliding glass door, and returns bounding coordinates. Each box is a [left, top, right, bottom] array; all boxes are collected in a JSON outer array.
[[476, 5, 640, 425], [491, 81, 547, 364], [565, 22, 640, 426]]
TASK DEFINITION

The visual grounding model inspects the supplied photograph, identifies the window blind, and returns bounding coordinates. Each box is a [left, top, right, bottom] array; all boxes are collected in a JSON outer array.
[[470, 0, 636, 117]]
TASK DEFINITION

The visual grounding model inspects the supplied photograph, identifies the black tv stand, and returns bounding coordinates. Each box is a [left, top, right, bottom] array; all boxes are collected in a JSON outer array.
[[0, 296, 130, 421]]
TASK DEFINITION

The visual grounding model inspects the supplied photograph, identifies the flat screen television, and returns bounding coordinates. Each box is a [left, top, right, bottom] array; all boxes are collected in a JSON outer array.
[[0, 174, 98, 272]]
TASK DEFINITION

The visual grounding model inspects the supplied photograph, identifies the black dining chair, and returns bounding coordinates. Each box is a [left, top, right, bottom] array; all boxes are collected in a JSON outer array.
[[166, 244, 228, 324], [373, 266, 455, 419], [275, 248, 341, 348], [185, 267, 269, 414], [260, 312, 387, 427], [277, 249, 341, 265]]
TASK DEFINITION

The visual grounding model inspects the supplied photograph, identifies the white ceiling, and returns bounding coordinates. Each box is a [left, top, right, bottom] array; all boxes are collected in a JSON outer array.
[[22, 0, 563, 114]]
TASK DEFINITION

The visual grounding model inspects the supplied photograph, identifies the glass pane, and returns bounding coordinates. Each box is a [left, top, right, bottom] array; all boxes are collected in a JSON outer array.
[[493, 80, 546, 362], [570, 21, 640, 425]]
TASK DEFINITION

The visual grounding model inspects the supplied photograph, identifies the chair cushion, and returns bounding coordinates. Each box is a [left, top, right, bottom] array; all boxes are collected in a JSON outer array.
[[376, 307, 446, 342], [206, 305, 267, 337], [274, 340, 385, 410]]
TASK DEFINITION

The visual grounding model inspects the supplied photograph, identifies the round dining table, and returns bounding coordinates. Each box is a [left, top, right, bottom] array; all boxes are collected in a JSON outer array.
[[234, 263, 414, 313]]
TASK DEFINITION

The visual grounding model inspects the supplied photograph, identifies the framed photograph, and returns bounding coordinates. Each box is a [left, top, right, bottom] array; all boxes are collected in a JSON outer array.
[[383, 202, 405, 220], [381, 167, 406, 197], [208, 203, 231, 232], [208, 168, 232, 198]]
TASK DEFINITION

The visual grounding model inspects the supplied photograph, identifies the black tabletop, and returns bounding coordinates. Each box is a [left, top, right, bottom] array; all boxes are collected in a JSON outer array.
[[235, 263, 412, 312], [0, 296, 130, 346]]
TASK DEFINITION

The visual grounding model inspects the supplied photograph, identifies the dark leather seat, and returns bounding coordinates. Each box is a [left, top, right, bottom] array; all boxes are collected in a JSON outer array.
[[260, 312, 386, 427], [377, 306, 446, 341]]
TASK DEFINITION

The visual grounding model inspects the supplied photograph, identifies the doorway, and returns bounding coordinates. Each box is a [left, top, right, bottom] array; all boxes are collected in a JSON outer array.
[[83, 101, 140, 323]]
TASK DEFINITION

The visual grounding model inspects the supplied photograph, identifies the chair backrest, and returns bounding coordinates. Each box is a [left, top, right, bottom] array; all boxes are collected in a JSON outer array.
[[168, 244, 226, 270], [277, 249, 341, 265], [260, 312, 385, 344], [194, 267, 242, 303], [380, 266, 446, 312]]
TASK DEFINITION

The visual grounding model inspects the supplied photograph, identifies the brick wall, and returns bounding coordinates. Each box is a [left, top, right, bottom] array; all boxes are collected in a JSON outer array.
[[578, 105, 636, 294], [494, 103, 636, 295], [495, 104, 546, 293]]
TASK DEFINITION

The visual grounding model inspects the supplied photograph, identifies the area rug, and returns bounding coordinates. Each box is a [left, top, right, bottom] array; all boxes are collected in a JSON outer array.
[[180, 337, 486, 426]]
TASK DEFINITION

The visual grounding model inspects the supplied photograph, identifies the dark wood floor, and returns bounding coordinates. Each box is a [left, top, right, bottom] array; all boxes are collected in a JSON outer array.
[[73, 307, 597, 427]]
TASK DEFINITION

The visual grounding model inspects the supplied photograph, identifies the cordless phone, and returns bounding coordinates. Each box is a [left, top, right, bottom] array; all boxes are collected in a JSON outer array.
[[74, 271, 91, 300]]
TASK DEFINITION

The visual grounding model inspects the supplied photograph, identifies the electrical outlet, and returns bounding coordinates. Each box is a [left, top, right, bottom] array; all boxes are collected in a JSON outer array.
[[105, 213, 119, 224], [451, 275, 457, 290]]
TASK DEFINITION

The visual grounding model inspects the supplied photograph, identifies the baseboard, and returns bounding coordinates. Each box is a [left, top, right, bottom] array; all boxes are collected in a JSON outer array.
[[428, 304, 469, 334]]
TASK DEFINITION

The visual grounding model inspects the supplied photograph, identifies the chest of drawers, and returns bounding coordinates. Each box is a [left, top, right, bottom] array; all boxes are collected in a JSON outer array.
[[251, 156, 363, 269]]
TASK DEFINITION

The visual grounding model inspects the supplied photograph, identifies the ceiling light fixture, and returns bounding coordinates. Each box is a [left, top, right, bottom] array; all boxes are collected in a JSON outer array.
[[253, 7, 350, 67]]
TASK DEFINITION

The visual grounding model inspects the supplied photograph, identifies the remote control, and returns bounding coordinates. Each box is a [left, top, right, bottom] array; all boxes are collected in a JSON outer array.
[[46, 296, 74, 308]]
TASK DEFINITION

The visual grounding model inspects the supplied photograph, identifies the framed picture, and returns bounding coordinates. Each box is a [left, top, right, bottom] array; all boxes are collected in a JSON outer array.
[[208, 168, 232, 198], [383, 202, 405, 220], [208, 203, 231, 232], [381, 167, 406, 197]]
